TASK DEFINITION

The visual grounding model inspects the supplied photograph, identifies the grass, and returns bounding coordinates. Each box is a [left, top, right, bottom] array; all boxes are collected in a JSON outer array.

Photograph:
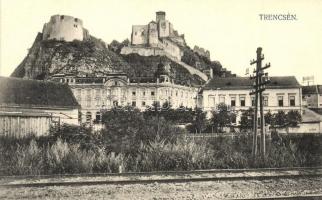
[[0, 127, 321, 176]]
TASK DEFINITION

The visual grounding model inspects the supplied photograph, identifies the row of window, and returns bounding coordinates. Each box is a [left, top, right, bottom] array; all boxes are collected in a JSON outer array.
[[132, 91, 155, 96], [76, 88, 193, 99], [131, 90, 192, 98], [82, 99, 191, 108], [84, 111, 101, 123], [209, 95, 296, 107], [58, 15, 79, 22]]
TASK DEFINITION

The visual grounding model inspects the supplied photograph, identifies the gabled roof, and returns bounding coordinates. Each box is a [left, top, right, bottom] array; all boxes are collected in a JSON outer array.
[[0, 76, 79, 109], [302, 85, 322, 95], [203, 76, 301, 90]]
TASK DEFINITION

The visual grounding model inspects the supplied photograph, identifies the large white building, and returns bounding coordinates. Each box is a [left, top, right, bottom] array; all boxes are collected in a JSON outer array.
[[50, 62, 198, 124], [201, 76, 302, 124]]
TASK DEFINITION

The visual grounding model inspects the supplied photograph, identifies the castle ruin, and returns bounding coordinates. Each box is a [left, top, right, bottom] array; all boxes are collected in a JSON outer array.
[[42, 15, 89, 42], [121, 11, 186, 61]]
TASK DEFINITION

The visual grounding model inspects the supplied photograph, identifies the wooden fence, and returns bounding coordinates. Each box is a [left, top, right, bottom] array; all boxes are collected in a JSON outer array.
[[0, 113, 52, 137]]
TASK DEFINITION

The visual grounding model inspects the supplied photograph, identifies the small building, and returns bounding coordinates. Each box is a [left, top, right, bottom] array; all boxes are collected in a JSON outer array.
[[201, 76, 302, 124], [0, 77, 80, 137], [302, 85, 322, 110]]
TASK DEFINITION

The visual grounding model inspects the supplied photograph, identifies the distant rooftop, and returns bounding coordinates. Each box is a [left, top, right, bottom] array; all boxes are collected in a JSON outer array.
[[0, 76, 79, 109], [203, 76, 301, 90], [302, 85, 322, 95]]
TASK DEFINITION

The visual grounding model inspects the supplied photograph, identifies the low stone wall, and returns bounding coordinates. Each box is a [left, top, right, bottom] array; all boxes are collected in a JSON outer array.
[[276, 122, 322, 134]]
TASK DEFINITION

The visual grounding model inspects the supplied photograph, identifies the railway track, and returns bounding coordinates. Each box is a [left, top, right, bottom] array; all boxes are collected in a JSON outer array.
[[1, 166, 321, 179], [1, 166, 322, 188], [231, 194, 322, 200]]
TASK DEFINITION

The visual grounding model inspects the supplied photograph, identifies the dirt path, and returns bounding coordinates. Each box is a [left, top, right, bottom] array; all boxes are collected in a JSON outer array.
[[1, 177, 322, 200]]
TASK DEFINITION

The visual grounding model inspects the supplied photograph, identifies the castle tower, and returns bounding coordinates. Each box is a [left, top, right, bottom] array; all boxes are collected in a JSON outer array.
[[156, 11, 166, 22], [42, 15, 89, 42]]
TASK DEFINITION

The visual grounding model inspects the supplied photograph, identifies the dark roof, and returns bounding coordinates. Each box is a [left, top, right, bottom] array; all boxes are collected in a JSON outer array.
[[0, 77, 79, 109], [203, 76, 301, 90], [302, 85, 322, 95]]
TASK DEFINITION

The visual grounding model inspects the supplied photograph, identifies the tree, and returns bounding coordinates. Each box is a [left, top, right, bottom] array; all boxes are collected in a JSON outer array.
[[239, 108, 254, 132], [273, 111, 287, 127], [101, 106, 145, 153], [188, 108, 207, 134], [211, 103, 236, 132], [287, 110, 302, 127], [108, 39, 130, 54], [264, 111, 273, 126], [101, 106, 183, 154]]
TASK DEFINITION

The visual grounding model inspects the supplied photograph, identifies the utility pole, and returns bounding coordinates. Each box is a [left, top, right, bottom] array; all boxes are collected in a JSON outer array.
[[250, 47, 270, 162]]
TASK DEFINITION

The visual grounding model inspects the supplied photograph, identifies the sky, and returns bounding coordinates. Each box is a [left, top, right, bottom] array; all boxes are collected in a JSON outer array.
[[1, 0, 322, 84]]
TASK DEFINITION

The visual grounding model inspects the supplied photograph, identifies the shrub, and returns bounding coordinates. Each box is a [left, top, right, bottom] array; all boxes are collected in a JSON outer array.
[[208, 135, 251, 168], [45, 139, 96, 174], [94, 149, 127, 173], [5, 140, 44, 175], [101, 107, 185, 153], [135, 137, 215, 171]]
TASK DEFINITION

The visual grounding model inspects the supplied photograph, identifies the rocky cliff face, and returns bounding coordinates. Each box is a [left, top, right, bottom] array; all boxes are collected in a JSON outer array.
[[11, 33, 206, 86], [11, 33, 132, 79]]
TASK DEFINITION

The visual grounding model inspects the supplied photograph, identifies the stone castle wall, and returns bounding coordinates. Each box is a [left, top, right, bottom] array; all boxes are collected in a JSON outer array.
[[121, 46, 166, 57], [193, 46, 210, 59], [42, 15, 87, 42], [148, 22, 159, 46], [131, 25, 148, 45], [158, 20, 172, 38]]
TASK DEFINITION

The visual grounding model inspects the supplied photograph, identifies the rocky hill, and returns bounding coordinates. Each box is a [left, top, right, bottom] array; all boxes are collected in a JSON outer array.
[[11, 33, 206, 86], [108, 39, 236, 79], [11, 33, 132, 79]]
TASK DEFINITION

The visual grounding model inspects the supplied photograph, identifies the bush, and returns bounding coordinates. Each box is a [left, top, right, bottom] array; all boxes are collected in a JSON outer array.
[[101, 107, 185, 153], [6, 140, 44, 175], [94, 149, 127, 173], [135, 137, 215, 171], [1, 125, 322, 175], [46, 139, 95, 174]]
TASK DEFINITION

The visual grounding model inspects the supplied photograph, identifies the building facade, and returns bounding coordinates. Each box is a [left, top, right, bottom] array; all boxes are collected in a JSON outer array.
[[50, 62, 198, 124], [201, 76, 302, 124], [302, 85, 322, 109]]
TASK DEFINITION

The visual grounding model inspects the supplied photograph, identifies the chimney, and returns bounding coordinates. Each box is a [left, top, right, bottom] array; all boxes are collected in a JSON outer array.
[[156, 11, 166, 22]]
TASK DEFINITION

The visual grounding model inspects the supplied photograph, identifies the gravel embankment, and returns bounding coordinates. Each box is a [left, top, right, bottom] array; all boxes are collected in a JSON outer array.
[[1, 177, 322, 199]]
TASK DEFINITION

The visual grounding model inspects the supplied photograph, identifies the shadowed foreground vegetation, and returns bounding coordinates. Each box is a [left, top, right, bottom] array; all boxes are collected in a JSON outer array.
[[0, 107, 321, 176]]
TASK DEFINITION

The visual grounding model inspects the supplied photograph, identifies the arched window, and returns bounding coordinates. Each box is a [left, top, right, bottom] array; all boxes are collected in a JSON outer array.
[[86, 112, 92, 123]]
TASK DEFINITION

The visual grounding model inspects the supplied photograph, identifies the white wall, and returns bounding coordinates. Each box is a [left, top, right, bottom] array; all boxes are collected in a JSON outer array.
[[43, 15, 84, 42]]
